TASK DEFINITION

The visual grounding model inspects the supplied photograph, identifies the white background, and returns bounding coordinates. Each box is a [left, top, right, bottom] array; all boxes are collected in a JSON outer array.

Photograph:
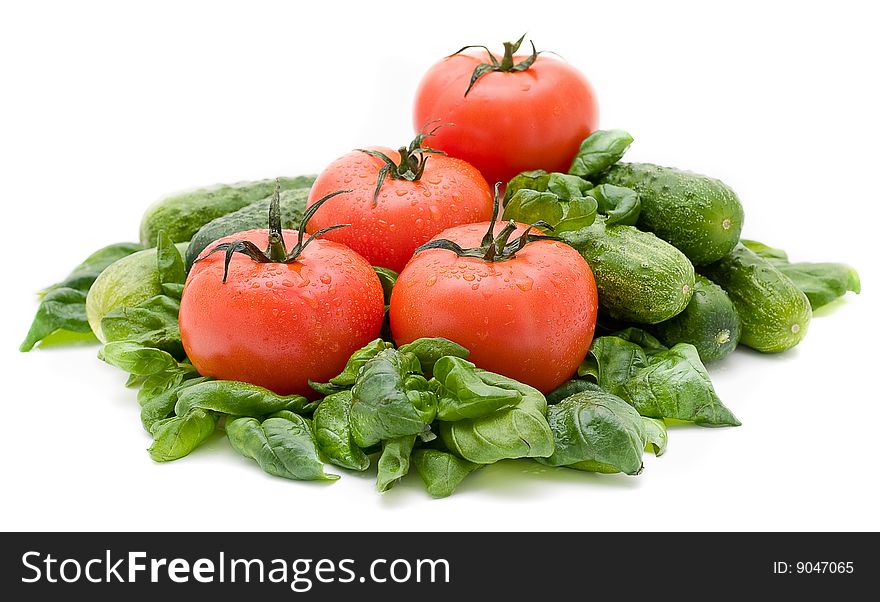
[[1, 0, 877, 531]]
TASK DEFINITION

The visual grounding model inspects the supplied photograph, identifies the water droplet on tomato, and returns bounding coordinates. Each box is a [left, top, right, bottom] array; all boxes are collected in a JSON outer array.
[[415, 218, 424, 228], [463, 273, 475, 282], [396, 189, 408, 197], [320, 274, 332, 284], [515, 276, 534, 291], [301, 292, 319, 309], [389, 223, 397, 232], [425, 275, 437, 287]]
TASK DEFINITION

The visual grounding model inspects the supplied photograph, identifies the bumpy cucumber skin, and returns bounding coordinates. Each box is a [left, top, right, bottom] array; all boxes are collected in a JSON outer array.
[[185, 188, 310, 269], [701, 244, 811, 353], [652, 274, 741, 362], [561, 218, 695, 324], [599, 163, 744, 265], [139, 175, 315, 246]]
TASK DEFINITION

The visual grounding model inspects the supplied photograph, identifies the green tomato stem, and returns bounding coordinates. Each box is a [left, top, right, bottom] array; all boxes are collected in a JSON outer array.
[[266, 180, 289, 262]]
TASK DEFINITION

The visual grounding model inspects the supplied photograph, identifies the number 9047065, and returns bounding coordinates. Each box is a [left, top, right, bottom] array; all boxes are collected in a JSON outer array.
[[796, 561, 853, 574]]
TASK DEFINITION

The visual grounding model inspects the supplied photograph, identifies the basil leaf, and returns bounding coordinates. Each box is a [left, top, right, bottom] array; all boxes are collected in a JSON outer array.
[[643, 417, 668, 456], [309, 339, 395, 394], [581, 334, 739, 426], [148, 408, 217, 462], [398, 337, 470, 374], [174, 380, 317, 417], [140, 375, 212, 432], [20, 287, 92, 352], [568, 129, 634, 178], [227, 413, 338, 481], [373, 267, 398, 305], [502, 189, 597, 233], [505, 169, 552, 200], [503, 170, 597, 232], [42, 242, 144, 295], [740, 239, 860, 309], [22, 242, 143, 351], [740, 239, 789, 265], [609, 327, 667, 352], [309, 381, 346, 397], [155, 231, 186, 292], [433, 356, 522, 421], [350, 349, 438, 447], [126, 373, 148, 388], [313, 390, 370, 471], [546, 172, 593, 199], [590, 184, 641, 226], [578, 336, 648, 390], [411, 449, 479, 498], [538, 388, 646, 475], [376, 435, 416, 493], [99, 342, 179, 376], [546, 379, 603, 404], [161, 283, 185, 298], [137, 365, 195, 403], [101, 294, 183, 357], [438, 371, 554, 464], [505, 170, 593, 202], [620, 344, 740, 426], [777, 263, 861, 310], [330, 339, 395, 388]]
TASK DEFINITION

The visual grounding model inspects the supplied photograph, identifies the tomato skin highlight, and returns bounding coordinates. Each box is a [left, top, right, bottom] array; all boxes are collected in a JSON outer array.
[[306, 147, 494, 273], [413, 53, 599, 187], [179, 229, 385, 397], [390, 222, 598, 393]]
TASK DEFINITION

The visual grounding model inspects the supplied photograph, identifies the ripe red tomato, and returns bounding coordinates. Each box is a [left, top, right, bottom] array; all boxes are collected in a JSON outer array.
[[390, 220, 598, 393], [412, 37, 598, 187], [306, 135, 494, 273], [180, 228, 385, 397]]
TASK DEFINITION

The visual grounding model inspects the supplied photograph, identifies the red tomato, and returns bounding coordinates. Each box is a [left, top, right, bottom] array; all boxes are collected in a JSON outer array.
[[180, 228, 385, 397], [390, 221, 598, 393], [307, 142, 494, 273], [412, 39, 598, 187]]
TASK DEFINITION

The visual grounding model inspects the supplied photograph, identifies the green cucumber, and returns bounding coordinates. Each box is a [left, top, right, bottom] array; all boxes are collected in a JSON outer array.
[[598, 162, 744, 265], [139, 175, 315, 246], [651, 274, 741, 363], [701, 244, 811, 353], [185, 188, 310, 269], [561, 217, 695, 324]]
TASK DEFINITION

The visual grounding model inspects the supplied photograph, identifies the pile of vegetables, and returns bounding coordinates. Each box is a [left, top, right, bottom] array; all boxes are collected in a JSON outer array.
[[21, 36, 860, 497]]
